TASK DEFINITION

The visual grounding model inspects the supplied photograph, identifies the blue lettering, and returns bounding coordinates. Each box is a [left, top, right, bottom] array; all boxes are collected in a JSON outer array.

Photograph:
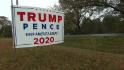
[[56, 25, 59, 30], [50, 24, 54, 29], [42, 24, 46, 29], [33, 23, 37, 29], [23, 23, 28, 30]]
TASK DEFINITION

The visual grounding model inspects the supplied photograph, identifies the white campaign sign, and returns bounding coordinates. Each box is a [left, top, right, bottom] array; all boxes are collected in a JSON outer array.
[[12, 6, 64, 48]]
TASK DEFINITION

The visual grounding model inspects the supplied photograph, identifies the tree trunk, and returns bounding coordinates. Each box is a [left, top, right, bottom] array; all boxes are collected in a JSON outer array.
[[76, 20, 81, 33], [74, 10, 81, 34]]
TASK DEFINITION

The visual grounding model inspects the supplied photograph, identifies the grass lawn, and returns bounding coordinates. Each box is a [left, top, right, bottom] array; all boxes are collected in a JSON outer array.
[[64, 35, 124, 54], [0, 36, 124, 70]]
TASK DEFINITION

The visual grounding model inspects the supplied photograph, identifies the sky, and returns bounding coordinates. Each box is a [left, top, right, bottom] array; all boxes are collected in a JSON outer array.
[[0, 0, 59, 20]]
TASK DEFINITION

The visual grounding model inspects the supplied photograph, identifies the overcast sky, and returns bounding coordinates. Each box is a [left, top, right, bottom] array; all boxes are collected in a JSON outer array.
[[0, 0, 59, 20]]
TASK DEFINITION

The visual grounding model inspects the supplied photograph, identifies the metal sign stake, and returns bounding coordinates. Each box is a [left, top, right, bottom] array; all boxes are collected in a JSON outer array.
[[16, 0, 19, 5], [11, 0, 17, 62]]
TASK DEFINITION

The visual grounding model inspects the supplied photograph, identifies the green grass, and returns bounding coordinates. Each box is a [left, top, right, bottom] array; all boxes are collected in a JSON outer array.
[[64, 36, 124, 54], [1, 36, 124, 70]]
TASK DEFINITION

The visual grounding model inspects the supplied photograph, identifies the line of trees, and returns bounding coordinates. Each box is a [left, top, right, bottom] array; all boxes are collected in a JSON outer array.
[[0, 0, 124, 37], [0, 16, 12, 37], [59, 0, 124, 34]]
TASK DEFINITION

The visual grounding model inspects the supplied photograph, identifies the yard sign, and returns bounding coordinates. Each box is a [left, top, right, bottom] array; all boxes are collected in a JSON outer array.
[[12, 6, 64, 48]]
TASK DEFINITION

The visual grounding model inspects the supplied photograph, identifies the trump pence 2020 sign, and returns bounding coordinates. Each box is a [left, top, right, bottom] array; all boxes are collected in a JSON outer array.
[[12, 6, 64, 48]]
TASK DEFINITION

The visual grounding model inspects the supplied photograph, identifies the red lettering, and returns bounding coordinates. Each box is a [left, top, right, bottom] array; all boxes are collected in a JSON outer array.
[[58, 16, 62, 23], [49, 14, 56, 22], [34, 37, 54, 45], [39, 13, 46, 22], [46, 37, 49, 44], [39, 38, 44, 44], [34, 38, 38, 44], [28, 12, 36, 21], [17, 12, 25, 21], [17, 11, 63, 23], [50, 37, 54, 42]]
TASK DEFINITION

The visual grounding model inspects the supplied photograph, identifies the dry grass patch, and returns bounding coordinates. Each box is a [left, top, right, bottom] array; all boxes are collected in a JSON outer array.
[[1, 37, 124, 70]]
